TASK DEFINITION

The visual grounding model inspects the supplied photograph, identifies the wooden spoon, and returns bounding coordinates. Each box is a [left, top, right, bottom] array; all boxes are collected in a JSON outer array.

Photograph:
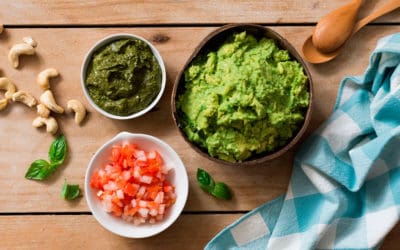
[[312, 0, 363, 53], [302, 0, 400, 64]]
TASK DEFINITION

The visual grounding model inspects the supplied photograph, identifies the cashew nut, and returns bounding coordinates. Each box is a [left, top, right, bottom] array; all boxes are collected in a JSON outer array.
[[32, 116, 58, 134], [39, 90, 64, 114], [37, 68, 59, 90], [12, 91, 37, 107], [0, 99, 8, 111], [67, 99, 86, 125], [22, 36, 38, 48], [0, 77, 17, 100], [36, 103, 50, 118], [8, 43, 35, 68]]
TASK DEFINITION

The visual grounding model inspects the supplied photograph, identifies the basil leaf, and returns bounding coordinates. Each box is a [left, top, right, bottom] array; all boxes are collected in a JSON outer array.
[[197, 168, 215, 192], [25, 135, 68, 181], [25, 159, 51, 180], [49, 162, 61, 173], [211, 182, 232, 200], [61, 179, 81, 200], [49, 134, 67, 165]]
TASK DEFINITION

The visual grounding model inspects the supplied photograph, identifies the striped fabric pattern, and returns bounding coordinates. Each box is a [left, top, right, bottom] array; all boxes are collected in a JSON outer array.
[[205, 33, 400, 250]]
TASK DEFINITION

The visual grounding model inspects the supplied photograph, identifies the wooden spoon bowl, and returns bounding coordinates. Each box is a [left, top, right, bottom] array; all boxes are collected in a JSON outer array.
[[312, 0, 363, 53]]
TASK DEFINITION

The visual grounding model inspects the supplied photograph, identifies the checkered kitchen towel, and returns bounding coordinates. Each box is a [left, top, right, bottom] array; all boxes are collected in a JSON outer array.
[[206, 33, 400, 250]]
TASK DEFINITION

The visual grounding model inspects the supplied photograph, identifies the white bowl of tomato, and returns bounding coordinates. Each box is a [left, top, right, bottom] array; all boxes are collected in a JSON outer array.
[[85, 132, 189, 238]]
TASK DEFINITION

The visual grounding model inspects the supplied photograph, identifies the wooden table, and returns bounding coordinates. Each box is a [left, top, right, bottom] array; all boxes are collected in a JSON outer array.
[[1, 1, 400, 249]]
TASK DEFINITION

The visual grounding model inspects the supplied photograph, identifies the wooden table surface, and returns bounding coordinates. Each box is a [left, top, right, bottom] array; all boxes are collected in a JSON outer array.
[[1, 1, 400, 249]]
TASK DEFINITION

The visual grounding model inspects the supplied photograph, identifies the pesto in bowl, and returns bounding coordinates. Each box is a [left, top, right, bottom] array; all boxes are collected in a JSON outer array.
[[82, 34, 165, 119], [176, 31, 310, 163]]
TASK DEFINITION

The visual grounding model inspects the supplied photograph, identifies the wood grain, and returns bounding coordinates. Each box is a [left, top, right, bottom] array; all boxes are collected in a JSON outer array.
[[0, 26, 398, 213], [1, 0, 400, 25], [0, 214, 242, 250], [0, 0, 399, 248], [0, 214, 398, 250]]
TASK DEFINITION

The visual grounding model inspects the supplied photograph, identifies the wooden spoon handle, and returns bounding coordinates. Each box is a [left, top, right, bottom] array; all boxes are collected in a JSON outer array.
[[354, 0, 400, 32]]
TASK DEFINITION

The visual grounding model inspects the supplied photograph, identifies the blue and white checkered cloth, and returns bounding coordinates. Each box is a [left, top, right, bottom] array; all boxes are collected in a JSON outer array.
[[205, 33, 400, 250]]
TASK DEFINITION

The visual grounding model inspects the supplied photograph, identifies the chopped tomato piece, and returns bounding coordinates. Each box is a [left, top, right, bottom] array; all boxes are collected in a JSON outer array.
[[90, 143, 176, 225], [124, 183, 138, 196]]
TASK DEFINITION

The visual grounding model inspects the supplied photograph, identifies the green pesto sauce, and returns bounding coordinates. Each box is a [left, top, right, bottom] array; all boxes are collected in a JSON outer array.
[[85, 38, 162, 116], [177, 32, 309, 162]]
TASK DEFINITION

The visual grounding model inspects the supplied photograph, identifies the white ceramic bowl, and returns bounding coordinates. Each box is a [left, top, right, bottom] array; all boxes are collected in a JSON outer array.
[[84, 132, 189, 238], [81, 33, 166, 120]]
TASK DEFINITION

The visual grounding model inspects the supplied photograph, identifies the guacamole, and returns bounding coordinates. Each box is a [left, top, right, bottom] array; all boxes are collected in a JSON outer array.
[[177, 32, 309, 162], [85, 38, 162, 116]]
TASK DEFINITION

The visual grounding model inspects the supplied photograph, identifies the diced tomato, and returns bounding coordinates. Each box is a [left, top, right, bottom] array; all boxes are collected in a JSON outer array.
[[163, 185, 174, 193], [121, 144, 135, 162], [90, 143, 176, 225], [154, 191, 164, 204], [90, 171, 107, 189], [111, 146, 121, 162], [147, 201, 159, 209], [147, 185, 161, 200], [135, 160, 148, 168], [111, 204, 122, 217], [124, 183, 138, 196], [125, 206, 138, 216]]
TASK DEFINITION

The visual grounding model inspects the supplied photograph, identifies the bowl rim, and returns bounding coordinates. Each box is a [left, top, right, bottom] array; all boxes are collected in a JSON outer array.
[[81, 33, 167, 120], [84, 132, 189, 238], [171, 23, 313, 166]]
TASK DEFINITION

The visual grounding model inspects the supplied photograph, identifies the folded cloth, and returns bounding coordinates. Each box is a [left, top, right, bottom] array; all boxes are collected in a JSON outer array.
[[205, 33, 400, 250]]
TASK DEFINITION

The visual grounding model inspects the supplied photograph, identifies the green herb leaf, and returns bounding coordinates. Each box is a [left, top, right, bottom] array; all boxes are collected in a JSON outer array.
[[211, 182, 232, 200], [197, 168, 215, 192], [197, 168, 232, 200], [25, 159, 51, 180], [26, 135, 68, 181], [61, 179, 81, 200], [49, 134, 67, 165]]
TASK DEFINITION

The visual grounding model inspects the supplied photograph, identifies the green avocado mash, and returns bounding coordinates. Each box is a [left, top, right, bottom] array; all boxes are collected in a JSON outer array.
[[177, 32, 309, 162], [85, 38, 162, 116]]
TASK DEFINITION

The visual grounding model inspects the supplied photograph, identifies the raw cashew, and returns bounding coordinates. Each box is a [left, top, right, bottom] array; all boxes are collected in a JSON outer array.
[[36, 103, 50, 118], [32, 116, 58, 134], [0, 78, 16, 111], [67, 99, 86, 125], [39, 90, 64, 114], [0, 77, 17, 100], [22, 36, 37, 48], [8, 43, 35, 68], [37, 68, 59, 90], [0, 99, 8, 111], [12, 91, 37, 107]]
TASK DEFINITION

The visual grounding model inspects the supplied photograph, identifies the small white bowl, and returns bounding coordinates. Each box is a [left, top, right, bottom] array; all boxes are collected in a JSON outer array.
[[81, 33, 166, 120], [84, 132, 189, 238]]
